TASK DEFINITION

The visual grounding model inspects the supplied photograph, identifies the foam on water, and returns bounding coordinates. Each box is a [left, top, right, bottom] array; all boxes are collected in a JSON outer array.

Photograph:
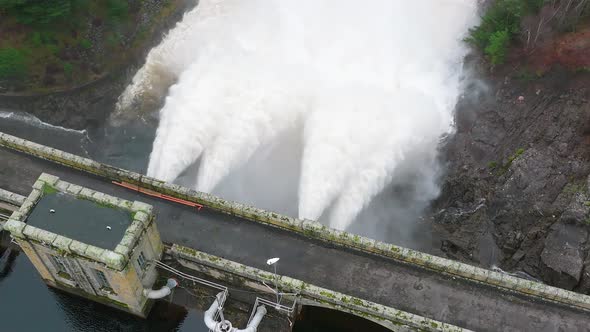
[[0, 111, 87, 135]]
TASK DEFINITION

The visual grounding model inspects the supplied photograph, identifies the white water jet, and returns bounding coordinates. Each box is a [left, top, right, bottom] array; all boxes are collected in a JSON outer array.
[[121, 0, 477, 232], [117, 0, 231, 111]]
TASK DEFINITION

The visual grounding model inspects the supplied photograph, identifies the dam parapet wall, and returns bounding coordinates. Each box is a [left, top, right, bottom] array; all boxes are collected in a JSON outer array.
[[2, 131, 590, 313]]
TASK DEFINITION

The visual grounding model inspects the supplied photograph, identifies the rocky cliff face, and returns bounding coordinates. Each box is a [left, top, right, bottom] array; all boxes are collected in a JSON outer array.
[[432, 64, 590, 292]]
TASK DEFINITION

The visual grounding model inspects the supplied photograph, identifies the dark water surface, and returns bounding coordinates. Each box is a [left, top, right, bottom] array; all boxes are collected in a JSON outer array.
[[28, 193, 133, 250], [0, 109, 156, 172], [0, 253, 207, 332], [0, 112, 208, 331]]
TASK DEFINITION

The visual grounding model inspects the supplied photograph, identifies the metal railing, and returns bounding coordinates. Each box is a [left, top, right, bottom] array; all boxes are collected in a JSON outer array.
[[247, 295, 297, 326], [155, 260, 299, 331], [154, 260, 229, 332]]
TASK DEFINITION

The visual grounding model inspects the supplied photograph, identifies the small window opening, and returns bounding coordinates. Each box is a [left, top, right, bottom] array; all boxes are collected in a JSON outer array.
[[137, 251, 147, 270], [94, 269, 111, 290]]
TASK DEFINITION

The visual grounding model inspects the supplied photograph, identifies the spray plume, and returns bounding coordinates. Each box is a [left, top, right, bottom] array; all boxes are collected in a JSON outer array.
[[120, 0, 477, 231]]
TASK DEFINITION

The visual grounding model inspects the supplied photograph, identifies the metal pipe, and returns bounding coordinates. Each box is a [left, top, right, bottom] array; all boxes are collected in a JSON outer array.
[[234, 305, 267, 332], [204, 292, 267, 332], [155, 260, 228, 292], [144, 278, 178, 299], [204, 292, 224, 330]]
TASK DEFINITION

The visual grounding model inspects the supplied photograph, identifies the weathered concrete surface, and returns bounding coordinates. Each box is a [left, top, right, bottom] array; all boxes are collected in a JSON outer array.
[[4, 132, 590, 312], [2, 146, 590, 330], [3, 174, 165, 317], [0, 188, 25, 206], [0, 188, 23, 230], [0, 188, 26, 232], [171, 244, 467, 332]]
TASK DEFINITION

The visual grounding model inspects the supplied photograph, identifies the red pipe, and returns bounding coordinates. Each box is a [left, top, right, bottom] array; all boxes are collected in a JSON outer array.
[[112, 181, 203, 211]]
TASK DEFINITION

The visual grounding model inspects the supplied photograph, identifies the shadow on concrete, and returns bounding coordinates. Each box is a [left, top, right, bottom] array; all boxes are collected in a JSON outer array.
[[293, 305, 391, 332]]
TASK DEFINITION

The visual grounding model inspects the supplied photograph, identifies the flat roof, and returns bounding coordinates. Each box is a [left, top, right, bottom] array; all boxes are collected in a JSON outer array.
[[26, 192, 132, 250]]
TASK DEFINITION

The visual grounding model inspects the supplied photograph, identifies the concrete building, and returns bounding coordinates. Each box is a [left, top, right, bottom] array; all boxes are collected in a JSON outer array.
[[3, 173, 163, 318]]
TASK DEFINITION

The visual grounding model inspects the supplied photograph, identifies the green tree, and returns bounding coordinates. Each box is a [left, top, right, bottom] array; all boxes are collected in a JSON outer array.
[[0, 47, 27, 80], [107, 0, 128, 20], [466, 0, 550, 64], [485, 30, 511, 64], [30, 31, 43, 47], [79, 39, 92, 49], [63, 62, 73, 78], [524, 0, 546, 12], [0, 0, 73, 25], [467, 0, 525, 49]]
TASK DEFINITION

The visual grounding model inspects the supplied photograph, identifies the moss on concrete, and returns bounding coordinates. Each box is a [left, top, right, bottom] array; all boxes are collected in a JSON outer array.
[[320, 290, 336, 299], [4, 132, 590, 314], [42, 183, 58, 195], [171, 243, 461, 332], [57, 270, 73, 280]]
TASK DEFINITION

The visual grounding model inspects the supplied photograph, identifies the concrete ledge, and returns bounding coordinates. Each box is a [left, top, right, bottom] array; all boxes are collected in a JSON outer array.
[[0, 188, 26, 206], [3, 171, 156, 272], [3, 132, 590, 312], [171, 244, 469, 332]]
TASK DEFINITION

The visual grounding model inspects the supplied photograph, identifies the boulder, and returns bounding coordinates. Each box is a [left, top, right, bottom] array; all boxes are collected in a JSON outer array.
[[540, 222, 588, 290]]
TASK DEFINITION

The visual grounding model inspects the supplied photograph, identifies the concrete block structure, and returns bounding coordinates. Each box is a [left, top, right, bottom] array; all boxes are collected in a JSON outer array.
[[3, 173, 163, 317]]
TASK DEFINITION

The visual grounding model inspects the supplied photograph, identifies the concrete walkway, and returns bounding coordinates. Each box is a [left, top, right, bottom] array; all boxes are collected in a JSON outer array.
[[1, 146, 589, 331]]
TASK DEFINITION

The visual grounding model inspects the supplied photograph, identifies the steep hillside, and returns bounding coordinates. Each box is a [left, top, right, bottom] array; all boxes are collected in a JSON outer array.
[[0, 0, 185, 94], [433, 16, 590, 292]]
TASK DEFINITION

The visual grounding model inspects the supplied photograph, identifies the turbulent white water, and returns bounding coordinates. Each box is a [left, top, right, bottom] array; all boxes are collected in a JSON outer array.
[[120, 0, 477, 232]]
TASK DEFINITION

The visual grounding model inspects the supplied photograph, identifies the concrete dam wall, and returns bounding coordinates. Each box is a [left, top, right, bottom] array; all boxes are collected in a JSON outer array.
[[2, 131, 590, 318]]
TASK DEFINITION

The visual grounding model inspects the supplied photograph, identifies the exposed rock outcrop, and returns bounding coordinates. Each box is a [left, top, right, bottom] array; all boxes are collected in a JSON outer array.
[[432, 64, 590, 292], [540, 221, 587, 290]]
